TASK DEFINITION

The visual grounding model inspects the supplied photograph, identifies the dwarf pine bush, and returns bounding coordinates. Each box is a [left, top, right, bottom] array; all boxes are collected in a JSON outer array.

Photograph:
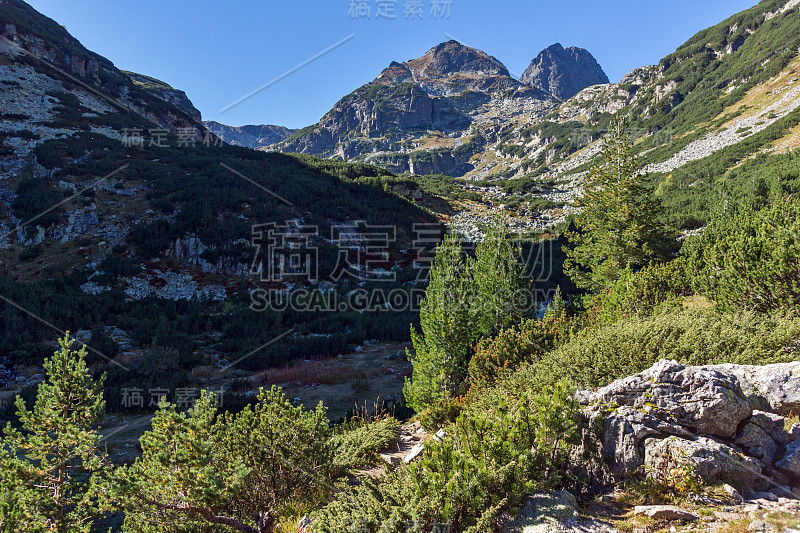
[[316, 378, 581, 533], [529, 307, 800, 389]]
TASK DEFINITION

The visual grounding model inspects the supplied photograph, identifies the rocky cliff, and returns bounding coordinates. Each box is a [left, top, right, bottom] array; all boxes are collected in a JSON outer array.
[[520, 43, 610, 100], [202, 121, 296, 149], [124, 71, 203, 122], [0, 0, 205, 136]]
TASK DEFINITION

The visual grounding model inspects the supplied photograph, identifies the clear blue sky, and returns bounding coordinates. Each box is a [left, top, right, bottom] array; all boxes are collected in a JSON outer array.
[[27, 0, 758, 129]]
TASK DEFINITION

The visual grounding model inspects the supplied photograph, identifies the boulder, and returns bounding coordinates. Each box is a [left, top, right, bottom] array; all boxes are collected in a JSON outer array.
[[723, 483, 744, 502], [580, 360, 800, 491], [705, 362, 800, 416], [583, 360, 753, 475], [633, 505, 698, 521], [775, 440, 800, 476], [499, 491, 617, 533], [644, 435, 767, 491], [591, 360, 753, 438]]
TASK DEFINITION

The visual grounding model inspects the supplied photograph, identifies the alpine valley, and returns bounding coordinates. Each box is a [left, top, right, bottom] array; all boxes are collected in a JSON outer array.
[[2, 0, 800, 531]]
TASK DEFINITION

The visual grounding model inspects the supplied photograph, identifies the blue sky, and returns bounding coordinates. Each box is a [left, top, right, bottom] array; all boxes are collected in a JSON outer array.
[[27, 0, 758, 129]]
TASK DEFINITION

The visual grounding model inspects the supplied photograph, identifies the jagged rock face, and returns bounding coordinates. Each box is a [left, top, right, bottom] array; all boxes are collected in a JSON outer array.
[[296, 81, 471, 155], [277, 79, 472, 160], [125, 72, 203, 121], [202, 121, 296, 149], [580, 360, 800, 492], [276, 40, 553, 173], [520, 43, 610, 100], [401, 40, 515, 97]]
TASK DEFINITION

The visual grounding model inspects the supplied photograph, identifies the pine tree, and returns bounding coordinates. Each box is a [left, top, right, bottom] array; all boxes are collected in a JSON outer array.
[[118, 387, 332, 533], [404, 224, 531, 413], [472, 223, 529, 338], [564, 116, 671, 292], [117, 391, 253, 533], [0, 334, 111, 533], [404, 233, 478, 412]]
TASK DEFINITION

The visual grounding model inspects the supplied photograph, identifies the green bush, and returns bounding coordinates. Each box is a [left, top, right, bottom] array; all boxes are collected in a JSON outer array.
[[684, 198, 800, 312], [468, 291, 583, 388], [531, 307, 800, 389], [11, 177, 62, 225], [315, 379, 581, 533], [331, 416, 401, 471], [590, 258, 693, 324], [119, 386, 333, 532]]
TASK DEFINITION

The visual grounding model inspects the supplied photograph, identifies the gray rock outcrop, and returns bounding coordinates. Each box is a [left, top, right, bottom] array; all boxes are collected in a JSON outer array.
[[499, 491, 617, 532], [580, 360, 800, 492], [521, 43, 610, 100]]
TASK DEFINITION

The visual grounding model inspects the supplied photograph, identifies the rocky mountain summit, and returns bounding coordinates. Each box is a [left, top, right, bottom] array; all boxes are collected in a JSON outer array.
[[272, 40, 614, 182], [273, 40, 556, 176], [385, 40, 522, 97], [520, 43, 610, 100], [202, 121, 296, 149]]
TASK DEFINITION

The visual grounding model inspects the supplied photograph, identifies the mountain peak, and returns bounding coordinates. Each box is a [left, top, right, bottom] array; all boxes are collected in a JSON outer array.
[[520, 44, 609, 100], [409, 40, 510, 78]]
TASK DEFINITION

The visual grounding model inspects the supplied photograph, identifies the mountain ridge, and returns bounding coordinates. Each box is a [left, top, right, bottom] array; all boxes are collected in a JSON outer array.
[[273, 40, 555, 177], [203, 121, 297, 149]]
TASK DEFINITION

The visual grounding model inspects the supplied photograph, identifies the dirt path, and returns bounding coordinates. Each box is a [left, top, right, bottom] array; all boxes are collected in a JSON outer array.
[[99, 413, 154, 464]]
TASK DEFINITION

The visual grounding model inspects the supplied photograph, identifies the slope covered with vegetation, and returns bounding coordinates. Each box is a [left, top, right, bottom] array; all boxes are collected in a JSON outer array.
[[1, 1, 800, 532], [3, 117, 799, 532]]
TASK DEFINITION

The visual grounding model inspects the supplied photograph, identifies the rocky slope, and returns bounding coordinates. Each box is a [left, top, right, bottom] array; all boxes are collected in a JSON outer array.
[[203, 121, 296, 149], [519, 43, 610, 100], [0, 0, 432, 296], [0, 0, 208, 182], [123, 71, 203, 122], [0, 0, 205, 135]]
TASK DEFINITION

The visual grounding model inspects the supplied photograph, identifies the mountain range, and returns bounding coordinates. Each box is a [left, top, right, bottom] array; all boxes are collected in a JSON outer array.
[[266, 40, 608, 177]]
